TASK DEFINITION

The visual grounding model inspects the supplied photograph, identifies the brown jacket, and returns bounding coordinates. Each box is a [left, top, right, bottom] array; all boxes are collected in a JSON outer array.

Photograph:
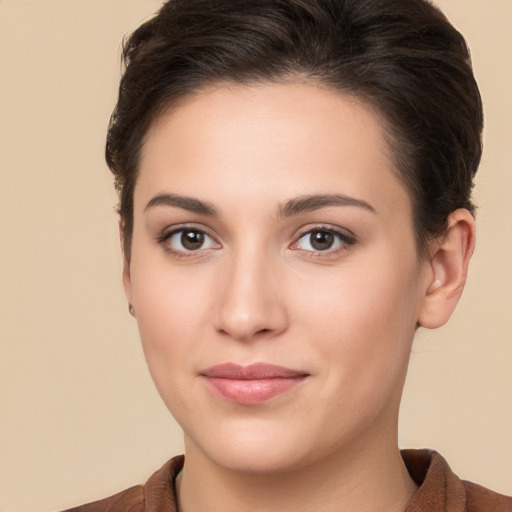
[[64, 450, 511, 511]]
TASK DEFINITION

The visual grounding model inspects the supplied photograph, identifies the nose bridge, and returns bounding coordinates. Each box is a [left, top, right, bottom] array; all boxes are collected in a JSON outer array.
[[214, 242, 287, 341]]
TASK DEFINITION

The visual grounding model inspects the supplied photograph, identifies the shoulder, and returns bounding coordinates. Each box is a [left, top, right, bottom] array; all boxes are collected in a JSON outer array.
[[463, 480, 512, 512], [402, 449, 512, 512], [60, 455, 184, 512], [62, 486, 144, 512]]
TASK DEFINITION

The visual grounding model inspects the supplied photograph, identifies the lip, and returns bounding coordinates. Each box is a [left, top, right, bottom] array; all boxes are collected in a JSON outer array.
[[200, 363, 309, 404]]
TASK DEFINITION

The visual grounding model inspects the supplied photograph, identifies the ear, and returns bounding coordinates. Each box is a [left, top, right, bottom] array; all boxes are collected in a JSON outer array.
[[418, 209, 476, 329], [119, 219, 133, 308]]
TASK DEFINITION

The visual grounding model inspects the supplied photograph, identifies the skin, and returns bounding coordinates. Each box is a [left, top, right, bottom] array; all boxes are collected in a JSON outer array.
[[123, 82, 475, 512]]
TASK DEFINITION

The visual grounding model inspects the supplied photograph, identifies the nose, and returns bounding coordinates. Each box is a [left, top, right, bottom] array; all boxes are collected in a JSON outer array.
[[213, 250, 288, 342]]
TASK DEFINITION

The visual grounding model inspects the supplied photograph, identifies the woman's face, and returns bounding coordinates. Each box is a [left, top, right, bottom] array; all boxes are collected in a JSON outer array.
[[125, 82, 432, 473]]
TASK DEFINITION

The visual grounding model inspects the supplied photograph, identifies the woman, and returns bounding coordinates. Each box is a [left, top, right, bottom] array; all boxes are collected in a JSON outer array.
[[65, 0, 511, 510]]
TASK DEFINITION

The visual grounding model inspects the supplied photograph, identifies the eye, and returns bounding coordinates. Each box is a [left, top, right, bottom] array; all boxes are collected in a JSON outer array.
[[294, 228, 354, 253], [163, 228, 220, 254]]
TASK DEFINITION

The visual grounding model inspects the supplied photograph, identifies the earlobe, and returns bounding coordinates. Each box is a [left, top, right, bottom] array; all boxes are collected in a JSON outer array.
[[418, 209, 476, 329]]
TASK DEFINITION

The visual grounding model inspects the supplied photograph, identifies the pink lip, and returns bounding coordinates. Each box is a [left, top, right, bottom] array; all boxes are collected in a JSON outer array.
[[200, 363, 309, 404]]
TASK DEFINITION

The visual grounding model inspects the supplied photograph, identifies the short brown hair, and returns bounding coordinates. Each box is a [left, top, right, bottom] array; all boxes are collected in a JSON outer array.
[[106, 0, 483, 259]]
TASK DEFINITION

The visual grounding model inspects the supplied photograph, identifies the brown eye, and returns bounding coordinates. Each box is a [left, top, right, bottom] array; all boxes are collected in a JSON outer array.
[[181, 230, 205, 250], [295, 228, 353, 253], [164, 228, 219, 253], [309, 230, 335, 251]]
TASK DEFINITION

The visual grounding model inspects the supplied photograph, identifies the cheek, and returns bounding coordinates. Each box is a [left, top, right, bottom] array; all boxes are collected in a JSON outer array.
[[129, 257, 213, 385], [132, 282, 205, 425], [297, 253, 421, 398], [132, 245, 214, 326], [297, 253, 420, 336]]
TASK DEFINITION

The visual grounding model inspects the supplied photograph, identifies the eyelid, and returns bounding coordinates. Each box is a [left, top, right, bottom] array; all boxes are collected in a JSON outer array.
[[156, 221, 216, 239], [155, 222, 355, 257], [290, 224, 356, 253], [296, 223, 356, 239], [156, 223, 221, 256]]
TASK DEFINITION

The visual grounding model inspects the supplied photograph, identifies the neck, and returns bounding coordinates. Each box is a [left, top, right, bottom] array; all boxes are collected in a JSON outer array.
[[178, 431, 417, 512]]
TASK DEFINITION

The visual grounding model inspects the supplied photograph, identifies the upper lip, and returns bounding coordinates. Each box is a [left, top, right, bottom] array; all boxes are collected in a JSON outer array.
[[200, 363, 308, 379]]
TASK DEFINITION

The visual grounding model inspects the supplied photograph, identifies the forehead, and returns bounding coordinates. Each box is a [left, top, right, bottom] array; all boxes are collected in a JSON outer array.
[[137, 82, 411, 218]]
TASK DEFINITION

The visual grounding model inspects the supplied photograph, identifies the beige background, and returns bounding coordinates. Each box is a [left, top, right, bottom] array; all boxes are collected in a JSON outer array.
[[0, 1, 510, 510]]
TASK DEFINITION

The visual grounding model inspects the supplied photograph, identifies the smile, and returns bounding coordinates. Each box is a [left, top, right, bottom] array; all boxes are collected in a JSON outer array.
[[200, 363, 309, 404]]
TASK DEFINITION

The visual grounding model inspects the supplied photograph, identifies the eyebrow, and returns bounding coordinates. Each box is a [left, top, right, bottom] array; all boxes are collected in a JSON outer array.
[[144, 192, 376, 218], [144, 193, 219, 216], [277, 194, 376, 218]]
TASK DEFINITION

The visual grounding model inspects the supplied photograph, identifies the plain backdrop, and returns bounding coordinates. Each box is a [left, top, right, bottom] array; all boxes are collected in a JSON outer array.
[[0, 1, 511, 510]]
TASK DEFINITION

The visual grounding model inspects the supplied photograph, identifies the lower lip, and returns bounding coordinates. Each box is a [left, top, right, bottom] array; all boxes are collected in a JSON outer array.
[[203, 376, 307, 404]]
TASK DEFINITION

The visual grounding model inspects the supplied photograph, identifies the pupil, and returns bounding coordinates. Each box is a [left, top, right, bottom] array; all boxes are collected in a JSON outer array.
[[311, 230, 334, 251], [181, 230, 204, 250]]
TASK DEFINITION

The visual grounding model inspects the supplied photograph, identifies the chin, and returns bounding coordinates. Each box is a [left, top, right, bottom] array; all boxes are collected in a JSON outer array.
[[209, 444, 311, 475], [184, 418, 326, 475]]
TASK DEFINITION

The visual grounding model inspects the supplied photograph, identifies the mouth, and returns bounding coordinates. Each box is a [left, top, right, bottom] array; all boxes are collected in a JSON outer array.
[[200, 363, 309, 404]]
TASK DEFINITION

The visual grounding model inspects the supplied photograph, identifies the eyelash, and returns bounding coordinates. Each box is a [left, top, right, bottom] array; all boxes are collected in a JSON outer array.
[[156, 224, 356, 258], [291, 226, 356, 256], [156, 225, 220, 258]]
